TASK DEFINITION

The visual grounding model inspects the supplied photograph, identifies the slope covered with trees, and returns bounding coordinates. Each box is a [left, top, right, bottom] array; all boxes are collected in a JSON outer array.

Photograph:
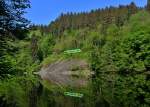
[[0, 0, 39, 107], [0, 0, 150, 107], [38, 2, 138, 36]]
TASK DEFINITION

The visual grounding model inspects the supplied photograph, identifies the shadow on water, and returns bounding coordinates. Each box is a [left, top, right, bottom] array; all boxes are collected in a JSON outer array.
[[29, 82, 43, 107], [27, 81, 110, 107], [0, 96, 15, 107]]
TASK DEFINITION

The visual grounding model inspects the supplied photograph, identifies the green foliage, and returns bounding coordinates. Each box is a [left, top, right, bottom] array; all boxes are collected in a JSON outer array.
[[41, 54, 64, 67], [0, 0, 30, 37], [0, 76, 38, 107], [0, 38, 19, 78], [90, 11, 150, 107], [0, 2, 150, 106], [0, 55, 18, 78], [0, 36, 40, 107], [48, 2, 138, 36], [38, 34, 55, 59]]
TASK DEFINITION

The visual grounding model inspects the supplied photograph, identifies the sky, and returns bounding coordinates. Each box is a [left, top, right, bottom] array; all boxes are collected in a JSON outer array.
[[24, 0, 147, 25]]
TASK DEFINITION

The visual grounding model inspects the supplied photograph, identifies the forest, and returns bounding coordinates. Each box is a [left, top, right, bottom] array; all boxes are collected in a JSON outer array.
[[0, 0, 150, 107]]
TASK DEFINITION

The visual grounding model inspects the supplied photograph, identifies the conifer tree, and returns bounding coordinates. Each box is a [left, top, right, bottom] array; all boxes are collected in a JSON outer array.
[[147, 0, 150, 11], [0, 0, 30, 35]]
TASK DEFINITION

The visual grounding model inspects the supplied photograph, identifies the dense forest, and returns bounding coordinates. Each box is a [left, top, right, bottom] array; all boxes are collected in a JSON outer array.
[[0, 0, 150, 107]]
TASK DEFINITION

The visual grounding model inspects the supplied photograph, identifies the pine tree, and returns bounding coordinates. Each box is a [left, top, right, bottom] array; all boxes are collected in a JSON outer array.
[[147, 0, 150, 11], [0, 0, 30, 35]]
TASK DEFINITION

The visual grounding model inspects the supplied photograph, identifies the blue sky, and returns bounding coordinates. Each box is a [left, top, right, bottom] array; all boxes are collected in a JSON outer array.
[[24, 0, 147, 25]]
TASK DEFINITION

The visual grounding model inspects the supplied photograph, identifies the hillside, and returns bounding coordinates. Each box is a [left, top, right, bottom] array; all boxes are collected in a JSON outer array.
[[0, 1, 150, 107]]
